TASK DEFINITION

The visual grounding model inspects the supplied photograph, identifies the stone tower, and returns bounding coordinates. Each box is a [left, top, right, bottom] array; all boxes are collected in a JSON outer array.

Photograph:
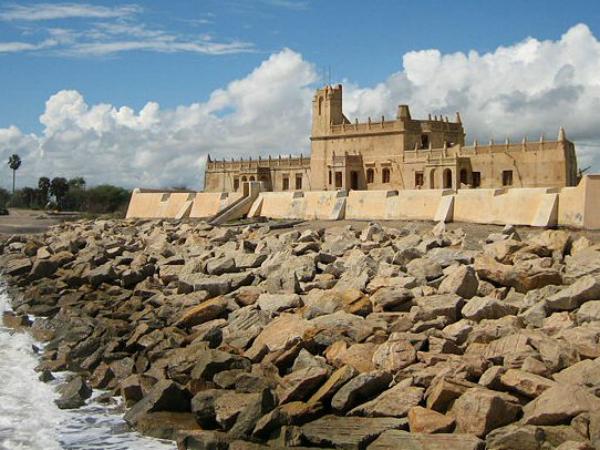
[[311, 84, 346, 137]]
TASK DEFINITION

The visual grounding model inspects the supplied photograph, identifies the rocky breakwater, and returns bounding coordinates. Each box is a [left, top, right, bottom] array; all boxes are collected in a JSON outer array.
[[2, 219, 600, 449]]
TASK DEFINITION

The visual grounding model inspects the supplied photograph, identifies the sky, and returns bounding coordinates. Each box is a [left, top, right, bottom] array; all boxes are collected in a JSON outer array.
[[1, 0, 600, 190]]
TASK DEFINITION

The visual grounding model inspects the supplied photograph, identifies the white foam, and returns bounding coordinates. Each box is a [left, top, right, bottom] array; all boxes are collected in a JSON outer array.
[[0, 285, 175, 450]]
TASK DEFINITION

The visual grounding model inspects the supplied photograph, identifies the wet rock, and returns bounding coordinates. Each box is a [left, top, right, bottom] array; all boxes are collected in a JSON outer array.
[[55, 376, 92, 409], [124, 379, 191, 426]]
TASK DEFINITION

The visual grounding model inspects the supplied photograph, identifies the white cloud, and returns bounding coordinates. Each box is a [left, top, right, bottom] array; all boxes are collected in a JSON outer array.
[[3, 24, 600, 191], [0, 3, 139, 21], [0, 48, 317, 190]]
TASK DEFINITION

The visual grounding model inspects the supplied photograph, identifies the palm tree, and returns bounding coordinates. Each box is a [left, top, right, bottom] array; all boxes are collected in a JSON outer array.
[[8, 154, 22, 194]]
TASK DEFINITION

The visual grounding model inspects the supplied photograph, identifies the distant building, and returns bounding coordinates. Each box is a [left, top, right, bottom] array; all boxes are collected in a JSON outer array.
[[204, 84, 578, 192]]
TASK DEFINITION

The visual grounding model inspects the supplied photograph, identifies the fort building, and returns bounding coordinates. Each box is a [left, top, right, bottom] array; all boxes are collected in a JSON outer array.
[[204, 84, 579, 193]]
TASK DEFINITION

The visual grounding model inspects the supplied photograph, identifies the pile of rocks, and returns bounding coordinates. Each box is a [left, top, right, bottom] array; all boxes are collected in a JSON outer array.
[[2, 218, 600, 450]]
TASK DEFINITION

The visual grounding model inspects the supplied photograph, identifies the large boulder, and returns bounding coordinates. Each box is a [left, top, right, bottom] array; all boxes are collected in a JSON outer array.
[[407, 406, 455, 433], [461, 297, 519, 322], [438, 265, 479, 299], [331, 370, 393, 413], [55, 376, 92, 409], [124, 379, 191, 426], [474, 255, 561, 293], [451, 388, 521, 437], [546, 275, 600, 311], [349, 382, 423, 418], [522, 384, 600, 425]]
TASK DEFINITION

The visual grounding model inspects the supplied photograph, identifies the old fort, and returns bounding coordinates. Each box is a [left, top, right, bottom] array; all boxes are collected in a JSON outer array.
[[127, 84, 600, 230], [204, 84, 579, 193]]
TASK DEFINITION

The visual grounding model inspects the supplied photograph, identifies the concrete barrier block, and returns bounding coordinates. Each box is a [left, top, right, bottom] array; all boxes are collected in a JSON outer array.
[[247, 196, 264, 218], [434, 195, 455, 223], [175, 200, 193, 220], [531, 193, 558, 227]]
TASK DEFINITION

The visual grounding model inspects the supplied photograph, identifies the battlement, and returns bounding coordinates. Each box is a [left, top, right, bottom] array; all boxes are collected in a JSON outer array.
[[206, 154, 311, 172]]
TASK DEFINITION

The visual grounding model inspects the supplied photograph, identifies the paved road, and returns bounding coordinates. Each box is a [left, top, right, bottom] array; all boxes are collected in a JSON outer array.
[[0, 209, 63, 235]]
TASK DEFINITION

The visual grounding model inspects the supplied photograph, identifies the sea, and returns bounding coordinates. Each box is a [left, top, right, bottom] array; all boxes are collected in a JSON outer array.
[[0, 282, 176, 450]]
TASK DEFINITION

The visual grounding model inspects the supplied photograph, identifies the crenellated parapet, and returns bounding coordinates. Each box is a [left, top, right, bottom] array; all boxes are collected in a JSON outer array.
[[206, 154, 311, 172]]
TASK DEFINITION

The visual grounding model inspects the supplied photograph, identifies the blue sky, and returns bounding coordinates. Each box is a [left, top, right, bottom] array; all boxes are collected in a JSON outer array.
[[1, 0, 600, 189]]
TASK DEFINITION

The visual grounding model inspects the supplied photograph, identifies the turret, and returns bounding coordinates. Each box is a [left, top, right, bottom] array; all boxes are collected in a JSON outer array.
[[396, 105, 411, 120], [311, 84, 345, 137]]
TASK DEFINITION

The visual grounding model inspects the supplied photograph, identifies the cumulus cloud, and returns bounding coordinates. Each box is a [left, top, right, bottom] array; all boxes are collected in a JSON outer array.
[[0, 48, 317, 190], [2, 24, 600, 191], [341, 24, 600, 168]]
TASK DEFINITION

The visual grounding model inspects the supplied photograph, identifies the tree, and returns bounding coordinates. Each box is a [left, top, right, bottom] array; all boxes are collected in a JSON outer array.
[[68, 177, 86, 191], [8, 154, 22, 194], [50, 177, 69, 209], [38, 177, 50, 205]]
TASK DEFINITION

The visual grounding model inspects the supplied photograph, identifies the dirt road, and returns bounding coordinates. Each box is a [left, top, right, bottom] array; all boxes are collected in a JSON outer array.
[[0, 209, 63, 235]]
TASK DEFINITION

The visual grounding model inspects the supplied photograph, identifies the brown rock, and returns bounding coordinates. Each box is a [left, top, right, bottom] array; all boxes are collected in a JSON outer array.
[[522, 384, 600, 425], [175, 297, 228, 328], [307, 364, 357, 405], [276, 367, 328, 404], [499, 368, 556, 398], [372, 339, 417, 371], [408, 406, 455, 433], [368, 430, 484, 450], [426, 377, 478, 412], [452, 388, 521, 437], [349, 382, 424, 418]]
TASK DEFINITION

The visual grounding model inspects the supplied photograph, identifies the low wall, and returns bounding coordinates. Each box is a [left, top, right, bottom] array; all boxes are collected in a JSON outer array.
[[126, 175, 600, 229], [126, 190, 240, 219], [453, 188, 559, 226]]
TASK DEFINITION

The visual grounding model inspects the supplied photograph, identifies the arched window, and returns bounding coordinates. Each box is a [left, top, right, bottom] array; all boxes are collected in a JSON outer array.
[[382, 168, 391, 183], [443, 169, 452, 189], [249, 176, 256, 182], [241, 176, 247, 183], [366, 168, 374, 184]]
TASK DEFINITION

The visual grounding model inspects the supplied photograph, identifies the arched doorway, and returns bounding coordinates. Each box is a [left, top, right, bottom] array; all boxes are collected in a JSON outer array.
[[429, 169, 436, 189], [459, 169, 468, 187], [443, 169, 453, 189], [249, 176, 256, 182]]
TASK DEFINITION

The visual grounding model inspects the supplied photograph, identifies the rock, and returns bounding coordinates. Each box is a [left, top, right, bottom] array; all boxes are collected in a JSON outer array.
[[522, 384, 600, 425], [486, 424, 589, 450], [331, 370, 393, 413], [176, 430, 232, 450], [412, 294, 464, 322], [406, 258, 443, 281], [176, 297, 228, 328], [300, 415, 407, 449], [87, 262, 117, 287], [499, 368, 556, 398], [29, 259, 58, 280], [426, 377, 478, 412], [3, 257, 32, 276], [576, 301, 600, 323], [461, 296, 518, 321], [214, 391, 260, 430], [529, 229, 572, 257], [553, 358, 600, 387], [452, 388, 521, 437], [571, 237, 593, 256], [252, 401, 322, 438], [330, 343, 377, 372], [276, 367, 328, 404], [474, 254, 561, 293], [190, 389, 225, 426], [228, 389, 277, 440], [257, 293, 302, 314], [247, 314, 313, 354], [555, 442, 595, 450], [206, 257, 236, 275], [547, 275, 600, 311], [368, 430, 484, 450], [370, 287, 413, 312], [438, 265, 479, 299], [55, 376, 92, 409], [291, 349, 329, 372], [307, 365, 357, 405], [349, 382, 424, 418], [190, 349, 251, 381], [408, 406, 455, 433], [124, 379, 191, 426], [371, 339, 417, 371], [134, 411, 201, 440]]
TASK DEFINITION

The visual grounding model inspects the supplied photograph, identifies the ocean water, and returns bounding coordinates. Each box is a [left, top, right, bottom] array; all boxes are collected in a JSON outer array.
[[0, 284, 176, 450]]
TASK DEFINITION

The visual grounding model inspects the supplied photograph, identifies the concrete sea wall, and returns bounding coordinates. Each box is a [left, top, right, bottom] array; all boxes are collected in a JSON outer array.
[[125, 175, 600, 229]]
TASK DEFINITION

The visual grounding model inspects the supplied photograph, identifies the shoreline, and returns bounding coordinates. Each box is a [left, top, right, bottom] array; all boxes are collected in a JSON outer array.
[[2, 217, 600, 449]]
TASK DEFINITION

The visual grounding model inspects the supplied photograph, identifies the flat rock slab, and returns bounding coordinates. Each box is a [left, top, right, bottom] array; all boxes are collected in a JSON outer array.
[[300, 415, 407, 449], [368, 430, 484, 450]]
